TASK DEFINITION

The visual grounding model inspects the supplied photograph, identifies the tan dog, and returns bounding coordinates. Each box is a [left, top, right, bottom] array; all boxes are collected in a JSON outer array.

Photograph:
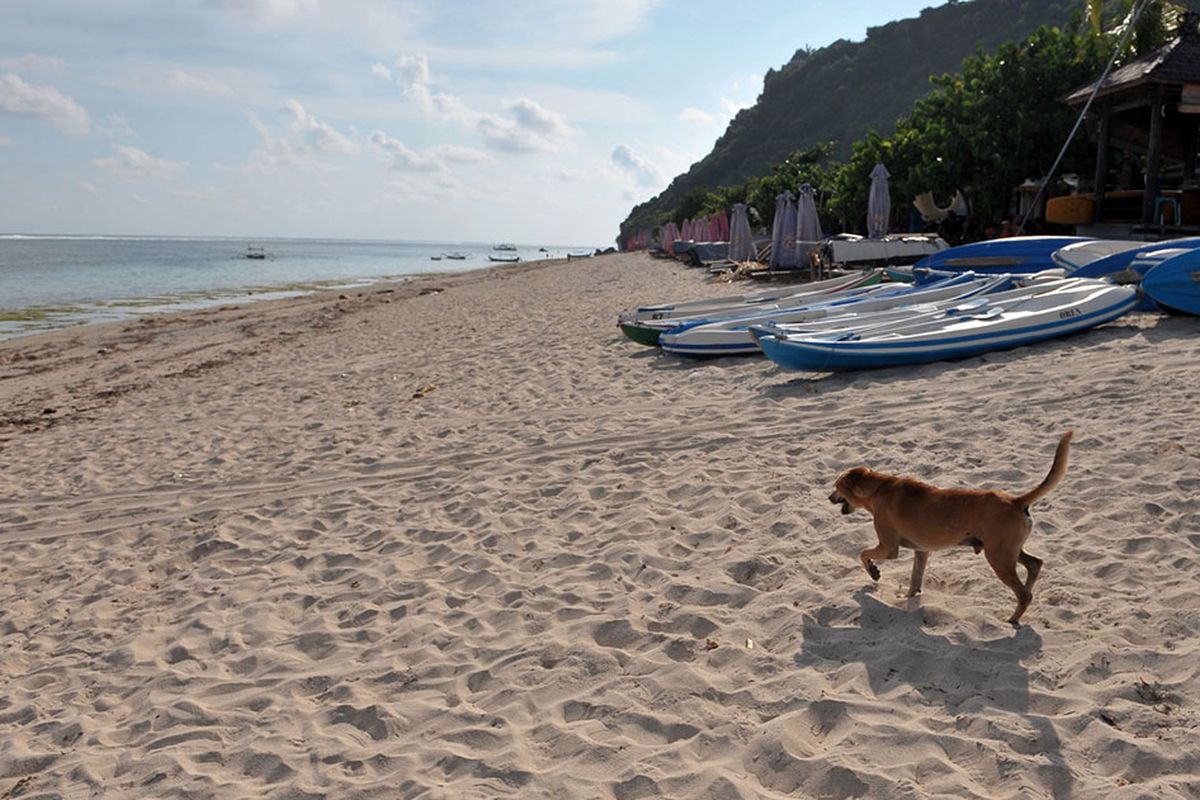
[[828, 432, 1072, 625]]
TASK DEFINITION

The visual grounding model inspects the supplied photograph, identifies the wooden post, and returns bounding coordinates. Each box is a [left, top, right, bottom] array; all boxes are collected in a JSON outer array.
[[1143, 85, 1165, 226], [1093, 101, 1111, 223], [1186, 121, 1199, 180]]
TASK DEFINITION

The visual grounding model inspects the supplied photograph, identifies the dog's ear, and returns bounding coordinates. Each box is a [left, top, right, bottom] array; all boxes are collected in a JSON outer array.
[[842, 466, 869, 488]]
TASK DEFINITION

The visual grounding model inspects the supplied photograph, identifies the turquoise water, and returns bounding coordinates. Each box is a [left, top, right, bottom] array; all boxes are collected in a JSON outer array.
[[0, 236, 591, 339]]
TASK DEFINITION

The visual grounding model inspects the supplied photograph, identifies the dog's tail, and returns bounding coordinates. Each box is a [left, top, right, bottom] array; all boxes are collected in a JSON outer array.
[[1012, 431, 1073, 509]]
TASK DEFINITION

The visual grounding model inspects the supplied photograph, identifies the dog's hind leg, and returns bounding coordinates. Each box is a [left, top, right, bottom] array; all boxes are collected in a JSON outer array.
[[984, 542, 1033, 625], [1018, 550, 1043, 590], [907, 551, 929, 597], [860, 523, 900, 583]]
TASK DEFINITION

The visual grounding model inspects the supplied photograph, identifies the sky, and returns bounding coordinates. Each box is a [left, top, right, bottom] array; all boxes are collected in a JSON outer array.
[[0, 0, 938, 245]]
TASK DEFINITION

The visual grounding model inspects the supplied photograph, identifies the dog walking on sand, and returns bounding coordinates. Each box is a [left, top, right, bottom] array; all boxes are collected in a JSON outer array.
[[828, 431, 1072, 625]]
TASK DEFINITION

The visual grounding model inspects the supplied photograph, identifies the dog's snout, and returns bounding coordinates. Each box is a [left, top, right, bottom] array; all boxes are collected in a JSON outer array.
[[828, 491, 843, 504]]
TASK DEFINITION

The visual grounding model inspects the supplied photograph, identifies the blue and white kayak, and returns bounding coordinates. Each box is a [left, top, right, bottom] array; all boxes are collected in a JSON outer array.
[[1143, 249, 1200, 315], [659, 273, 1009, 357], [617, 270, 882, 347], [619, 270, 878, 326], [755, 278, 1138, 371], [1055, 236, 1200, 276], [1060, 239, 1200, 311], [914, 236, 1092, 275]]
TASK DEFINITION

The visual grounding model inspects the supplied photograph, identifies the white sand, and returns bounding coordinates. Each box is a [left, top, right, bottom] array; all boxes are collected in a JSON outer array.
[[1, 253, 1198, 798]]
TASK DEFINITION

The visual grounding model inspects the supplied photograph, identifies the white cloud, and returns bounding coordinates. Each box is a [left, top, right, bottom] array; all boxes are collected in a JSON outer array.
[[96, 114, 137, 140], [0, 55, 65, 72], [205, 0, 318, 24], [283, 99, 357, 155], [679, 106, 715, 125], [92, 145, 187, 181], [720, 96, 751, 117], [369, 132, 488, 172], [167, 69, 233, 96], [428, 144, 488, 164], [557, 168, 580, 182], [478, 98, 573, 154], [78, 180, 100, 193], [370, 131, 439, 172], [383, 54, 476, 125], [0, 73, 90, 134], [171, 187, 217, 201], [247, 101, 357, 172], [611, 143, 663, 187], [375, 55, 573, 155]]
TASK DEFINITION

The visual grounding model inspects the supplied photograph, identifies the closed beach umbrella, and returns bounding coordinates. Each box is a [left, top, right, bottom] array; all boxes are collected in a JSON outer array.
[[868, 162, 891, 239], [729, 202, 756, 262], [661, 222, 678, 254], [770, 191, 797, 269], [796, 183, 823, 261]]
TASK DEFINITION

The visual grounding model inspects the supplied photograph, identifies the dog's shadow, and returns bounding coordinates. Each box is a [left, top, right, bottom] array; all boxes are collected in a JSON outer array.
[[795, 590, 1073, 797]]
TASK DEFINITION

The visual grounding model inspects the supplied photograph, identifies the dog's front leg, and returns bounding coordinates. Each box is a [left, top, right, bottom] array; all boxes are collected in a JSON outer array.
[[860, 522, 899, 582], [907, 551, 929, 597]]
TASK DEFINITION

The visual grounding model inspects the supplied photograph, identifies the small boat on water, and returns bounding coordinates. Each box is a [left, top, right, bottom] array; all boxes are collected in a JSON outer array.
[[659, 272, 1010, 357], [488, 253, 521, 263], [445, 252, 469, 260], [494, 243, 518, 251], [241, 246, 269, 260], [430, 255, 443, 261], [617, 270, 881, 347], [754, 278, 1137, 372]]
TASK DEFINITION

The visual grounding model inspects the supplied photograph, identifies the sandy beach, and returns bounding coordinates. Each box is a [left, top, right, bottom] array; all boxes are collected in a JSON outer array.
[[2, 252, 1199, 799]]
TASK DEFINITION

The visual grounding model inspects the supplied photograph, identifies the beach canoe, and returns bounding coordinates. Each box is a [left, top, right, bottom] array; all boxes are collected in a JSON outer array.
[[658, 272, 1009, 357], [1143, 249, 1200, 315], [617, 269, 881, 346], [913, 235, 1092, 275], [1055, 237, 1200, 275], [755, 278, 1137, 372], [1060, 239, 1200, 311]]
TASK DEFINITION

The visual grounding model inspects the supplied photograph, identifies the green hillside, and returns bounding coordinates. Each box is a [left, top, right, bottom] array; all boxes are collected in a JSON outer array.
[[621, 0, 1079, 237]]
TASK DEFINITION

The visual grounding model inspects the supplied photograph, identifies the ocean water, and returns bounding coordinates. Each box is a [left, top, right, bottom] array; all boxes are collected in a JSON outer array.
[[0, 236, 592, 339]]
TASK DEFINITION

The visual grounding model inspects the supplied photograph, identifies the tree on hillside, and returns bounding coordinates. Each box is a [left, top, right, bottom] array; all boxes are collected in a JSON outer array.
[[881, 25, 1108, 222], [745, 142, 837, 231]]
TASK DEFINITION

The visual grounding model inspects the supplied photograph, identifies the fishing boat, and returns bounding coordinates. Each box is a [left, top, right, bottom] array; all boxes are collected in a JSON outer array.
[[1143, 248, 1200, 315], [659, 272, 1009, 357], [618, 270, 881, 347], [488, 253, 520, 263], [241, 246, 269, 260], [430, 255, 443, 261], [755, 278, 1137, 371], [913, 236, 1092, 275], [493, 243, 518, 251], [445, 252, 469, 260]]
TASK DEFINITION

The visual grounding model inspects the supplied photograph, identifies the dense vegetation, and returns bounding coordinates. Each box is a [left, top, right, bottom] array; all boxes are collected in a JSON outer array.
[[620, 0, 1181, 243]]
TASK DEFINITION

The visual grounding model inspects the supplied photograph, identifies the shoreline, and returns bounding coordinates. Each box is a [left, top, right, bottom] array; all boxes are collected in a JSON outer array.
[[0, 235, 599, 341], [2, 251, 1198, 798]]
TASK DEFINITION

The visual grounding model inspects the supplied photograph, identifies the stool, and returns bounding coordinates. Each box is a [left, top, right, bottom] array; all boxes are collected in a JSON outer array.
[[1154, 196, 1180, 225]]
